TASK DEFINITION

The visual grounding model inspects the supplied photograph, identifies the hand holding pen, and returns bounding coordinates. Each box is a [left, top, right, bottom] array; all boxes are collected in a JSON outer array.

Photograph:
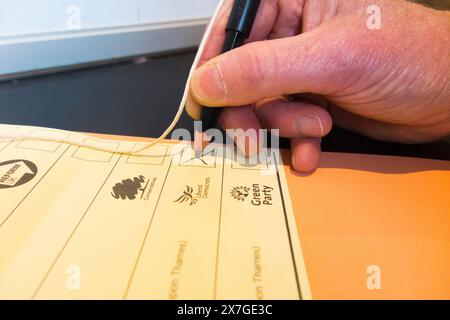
[[187, 0, 450, 172]]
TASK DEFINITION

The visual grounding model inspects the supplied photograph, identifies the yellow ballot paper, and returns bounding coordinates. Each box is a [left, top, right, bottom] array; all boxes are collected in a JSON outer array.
[[0, 124, 311, 300]]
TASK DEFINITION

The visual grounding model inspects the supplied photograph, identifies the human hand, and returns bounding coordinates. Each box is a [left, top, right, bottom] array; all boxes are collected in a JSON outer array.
[[187, 0, 450, 172]]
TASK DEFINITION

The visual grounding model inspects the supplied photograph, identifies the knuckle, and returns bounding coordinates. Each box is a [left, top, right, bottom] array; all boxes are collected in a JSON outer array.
[[237, 44, 273, 85]]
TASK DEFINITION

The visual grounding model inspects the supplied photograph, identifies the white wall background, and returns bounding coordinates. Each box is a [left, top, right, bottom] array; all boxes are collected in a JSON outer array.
[[0, 0, 219, 76], [0, 0, 218, 37]]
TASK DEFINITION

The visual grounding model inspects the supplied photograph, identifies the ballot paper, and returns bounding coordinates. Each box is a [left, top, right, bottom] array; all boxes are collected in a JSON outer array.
[[0, 124, 311, 300]]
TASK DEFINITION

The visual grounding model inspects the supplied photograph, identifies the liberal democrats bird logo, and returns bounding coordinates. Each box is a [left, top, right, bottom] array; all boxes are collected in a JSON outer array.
[[174, 185, 198, 206]]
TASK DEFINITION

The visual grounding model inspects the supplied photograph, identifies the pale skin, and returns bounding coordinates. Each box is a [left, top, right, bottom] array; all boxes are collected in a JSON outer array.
[[186, 0, 450, 172]]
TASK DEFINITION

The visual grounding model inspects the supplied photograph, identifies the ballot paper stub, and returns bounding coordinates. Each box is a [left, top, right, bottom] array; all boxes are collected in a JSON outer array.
[[0, 124, 311, 300]]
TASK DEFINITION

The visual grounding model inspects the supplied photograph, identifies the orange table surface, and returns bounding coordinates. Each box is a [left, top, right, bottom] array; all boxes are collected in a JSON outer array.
[[282, 151, 450, 300]]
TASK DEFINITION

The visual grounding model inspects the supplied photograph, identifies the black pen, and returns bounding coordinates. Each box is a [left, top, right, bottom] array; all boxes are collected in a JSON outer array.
[[197, 0, 261, 149]]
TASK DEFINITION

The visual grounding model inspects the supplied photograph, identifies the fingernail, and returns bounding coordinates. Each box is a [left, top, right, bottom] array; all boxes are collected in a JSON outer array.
[[191, 63, 228, 102], [293, 115, 324, 137]]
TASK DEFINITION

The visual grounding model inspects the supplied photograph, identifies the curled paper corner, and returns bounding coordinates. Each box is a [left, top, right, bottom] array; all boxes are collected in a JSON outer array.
[[0, 0, 227, 156]]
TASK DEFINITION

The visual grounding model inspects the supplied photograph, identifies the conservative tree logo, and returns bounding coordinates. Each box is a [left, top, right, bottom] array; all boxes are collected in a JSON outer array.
[[0, 159, 38, 189], [111, 175, 147, 200]]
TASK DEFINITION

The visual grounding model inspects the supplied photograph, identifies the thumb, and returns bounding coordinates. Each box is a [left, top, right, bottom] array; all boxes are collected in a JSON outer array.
[[190, 22, 360, 107]]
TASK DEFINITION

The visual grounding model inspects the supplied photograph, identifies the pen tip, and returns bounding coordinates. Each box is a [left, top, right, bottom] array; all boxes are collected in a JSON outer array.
[[194, 131, 212, 157]]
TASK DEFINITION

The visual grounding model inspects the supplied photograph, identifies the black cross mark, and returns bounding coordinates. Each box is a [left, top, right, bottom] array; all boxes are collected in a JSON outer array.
[[184, 149, 215, 166]]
